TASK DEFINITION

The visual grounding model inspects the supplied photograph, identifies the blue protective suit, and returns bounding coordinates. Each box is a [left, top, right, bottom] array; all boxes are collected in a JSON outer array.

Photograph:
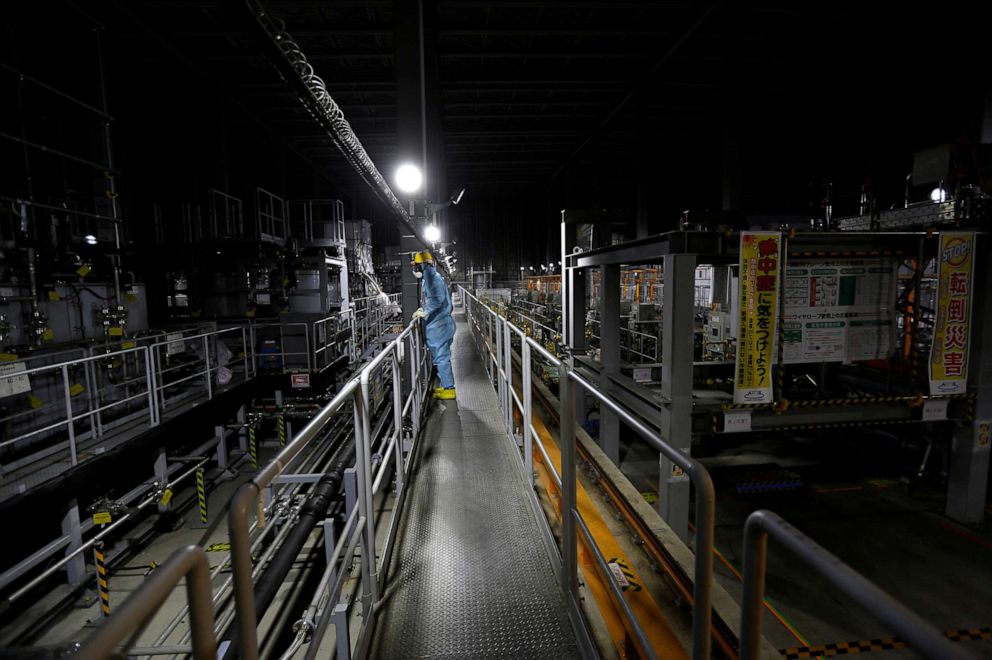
[[420, 264, 456, 388]]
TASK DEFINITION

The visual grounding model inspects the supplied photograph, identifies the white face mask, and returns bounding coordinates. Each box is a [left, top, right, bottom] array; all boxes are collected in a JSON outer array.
[[413, 270, 423, 279]]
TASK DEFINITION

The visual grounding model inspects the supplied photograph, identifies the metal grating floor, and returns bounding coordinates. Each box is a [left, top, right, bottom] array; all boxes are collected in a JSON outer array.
[[370, 315, 579, 660]]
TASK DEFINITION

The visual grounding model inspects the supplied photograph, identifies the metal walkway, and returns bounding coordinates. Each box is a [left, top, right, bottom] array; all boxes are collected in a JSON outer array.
[[370, 315, 580, 660]]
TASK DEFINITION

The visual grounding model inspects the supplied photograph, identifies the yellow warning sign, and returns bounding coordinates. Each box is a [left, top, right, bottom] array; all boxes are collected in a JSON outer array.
[[929, 232, 975, 395], [734, 231, 781, 404], [92, 511, 112, 525], [47, 291, 60, 301], [108, 327, 124, 337]]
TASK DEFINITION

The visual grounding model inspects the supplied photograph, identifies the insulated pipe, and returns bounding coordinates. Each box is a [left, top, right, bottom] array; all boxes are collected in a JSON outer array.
[[26, 248, 39, 319], [218, 442, 356, 659]]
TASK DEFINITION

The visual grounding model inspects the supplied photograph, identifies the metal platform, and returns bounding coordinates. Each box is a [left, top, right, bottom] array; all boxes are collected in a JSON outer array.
[[370, 316, 579, 660]]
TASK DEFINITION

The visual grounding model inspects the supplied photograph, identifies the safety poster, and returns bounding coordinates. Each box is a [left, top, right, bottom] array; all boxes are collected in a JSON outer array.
[[781, 258, 898, 363], [734, 231, 781, 404], [929, 232, 976, 395]]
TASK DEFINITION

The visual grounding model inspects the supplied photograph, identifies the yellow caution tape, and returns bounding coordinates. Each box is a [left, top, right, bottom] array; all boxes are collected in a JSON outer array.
[[206, 542, 231, 552], [92, 511, 112, 525]]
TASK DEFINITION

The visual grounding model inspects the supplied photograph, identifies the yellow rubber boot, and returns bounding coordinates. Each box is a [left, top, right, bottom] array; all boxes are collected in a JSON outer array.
[[433, 387, 456, 400]]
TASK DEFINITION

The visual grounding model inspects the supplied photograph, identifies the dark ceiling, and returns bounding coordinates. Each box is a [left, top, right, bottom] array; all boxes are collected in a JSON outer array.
[[3, 1, 990, 271]]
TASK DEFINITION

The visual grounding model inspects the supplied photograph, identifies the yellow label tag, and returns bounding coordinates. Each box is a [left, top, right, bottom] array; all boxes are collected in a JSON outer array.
[[108, 327, 124, 337], [27, 394, 43, 409], [69, 383, 85, 397], [159, 488, 174, 506], [121, 341, 136, 349], [92, 512, 112, 525], [47, 291, 61, 301], [125, 293, 138, 303], [41, 329, 54, 341], [77, 265, 91, 277], [0, 353, 17, 362], [245, 310, 255, 318]]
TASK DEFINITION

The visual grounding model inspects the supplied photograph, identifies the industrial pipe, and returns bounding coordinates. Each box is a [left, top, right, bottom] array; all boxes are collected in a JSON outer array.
[[218, 442, 356, 659]]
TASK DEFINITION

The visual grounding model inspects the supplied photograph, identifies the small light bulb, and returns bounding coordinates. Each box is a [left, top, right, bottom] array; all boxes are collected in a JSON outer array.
[[424, 224, 441, 243], [84, 234, 97, 245], [930, 187, 947, 203]]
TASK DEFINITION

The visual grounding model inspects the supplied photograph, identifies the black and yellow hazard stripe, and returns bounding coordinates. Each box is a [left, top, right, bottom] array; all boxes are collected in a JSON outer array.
[[723, 402, 774, 411], [722, 392, 971, 412], [196, 467, 207, 525], [94, 543, 110, 617], [769, 418, 919, 432], [249, 422, 258, 469], [278, 414, 286, 448], [780, 627, 992, 659]]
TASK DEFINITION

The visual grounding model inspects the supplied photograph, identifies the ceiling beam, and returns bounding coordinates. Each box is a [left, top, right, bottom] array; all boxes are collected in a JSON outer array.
[[546, 1, 720, 184]]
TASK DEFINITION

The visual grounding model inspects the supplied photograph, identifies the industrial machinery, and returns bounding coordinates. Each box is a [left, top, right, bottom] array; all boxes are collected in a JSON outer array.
[[555, 167, 991, 544]]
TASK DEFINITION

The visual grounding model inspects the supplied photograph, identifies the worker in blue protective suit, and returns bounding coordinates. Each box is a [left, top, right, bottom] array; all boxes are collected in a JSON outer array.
[[411, 251, 457, 399]]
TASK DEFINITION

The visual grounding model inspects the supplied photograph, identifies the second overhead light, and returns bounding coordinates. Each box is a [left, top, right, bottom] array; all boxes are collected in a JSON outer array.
[[424, 224, 441, 243]]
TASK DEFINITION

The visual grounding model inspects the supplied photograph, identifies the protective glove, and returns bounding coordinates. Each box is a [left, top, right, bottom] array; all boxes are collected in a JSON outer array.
[[412, 307, 426, 320]]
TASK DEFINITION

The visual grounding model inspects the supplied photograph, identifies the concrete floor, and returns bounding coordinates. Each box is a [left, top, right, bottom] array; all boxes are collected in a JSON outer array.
[[619, 433, 992, 658]]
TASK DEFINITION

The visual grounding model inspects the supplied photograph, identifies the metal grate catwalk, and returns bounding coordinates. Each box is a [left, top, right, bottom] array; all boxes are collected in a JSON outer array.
[[370, 314, 579, 659]]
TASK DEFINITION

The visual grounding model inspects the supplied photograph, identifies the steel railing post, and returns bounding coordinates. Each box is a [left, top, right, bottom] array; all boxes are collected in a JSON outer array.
[[557, 359, 578, 599], [504, 318, 512, 433], [392, 354, 404, 492], [202, 336, 212, 399], [143, 348, 157, 426], [62, 366, 77, 466], [522, 341, 534, 486], [353, 385, 379, 612]]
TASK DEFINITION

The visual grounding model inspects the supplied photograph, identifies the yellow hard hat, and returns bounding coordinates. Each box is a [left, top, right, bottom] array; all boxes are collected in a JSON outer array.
[[412, 251, 433, 264]]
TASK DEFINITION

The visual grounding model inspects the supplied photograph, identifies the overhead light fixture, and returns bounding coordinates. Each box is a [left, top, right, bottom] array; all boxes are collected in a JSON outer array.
[[930, 187, 947, 203], [84, 234, 97, 245], [395, 164, 423, 194], [423, 224, 441, 243]]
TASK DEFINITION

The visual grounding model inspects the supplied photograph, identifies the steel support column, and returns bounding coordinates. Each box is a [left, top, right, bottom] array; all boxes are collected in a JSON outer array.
[[598, 264, 621, 463], [659, 254, 695, 541], [566, 264, 587, 426], [947, 251, 992, 522]]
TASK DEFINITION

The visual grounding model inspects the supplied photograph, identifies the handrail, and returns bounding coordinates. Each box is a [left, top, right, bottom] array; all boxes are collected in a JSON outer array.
[[228, 317, 425, 660], [76, 545, 215, 660], [464, 285, 715, 658], [740, 510, 972, 660]]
